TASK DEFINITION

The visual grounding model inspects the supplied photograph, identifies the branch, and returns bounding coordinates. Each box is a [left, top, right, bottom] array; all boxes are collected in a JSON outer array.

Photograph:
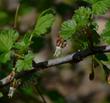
[[0, 45, 110, 87]]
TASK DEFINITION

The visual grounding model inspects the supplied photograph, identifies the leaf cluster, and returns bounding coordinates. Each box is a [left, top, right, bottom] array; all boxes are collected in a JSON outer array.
[[60, 0, 110, 49], [59, 0, 110, 82], [0, 8, 55, 72], [0, 0, 110, 87], [84, 0, 110, 15]]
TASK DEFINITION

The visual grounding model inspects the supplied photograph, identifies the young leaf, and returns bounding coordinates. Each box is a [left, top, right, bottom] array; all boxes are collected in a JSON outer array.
[[16, 52, 34, 72], [84, 0, 110, 15], [60, 20, 77, 39], [73, 7, 91, 28], [92, 0, 110, 15], [0, 52, 11, 63], [14, 33, 31, 52], [33, 8, 55, 36], [0, 29, 18, 52]]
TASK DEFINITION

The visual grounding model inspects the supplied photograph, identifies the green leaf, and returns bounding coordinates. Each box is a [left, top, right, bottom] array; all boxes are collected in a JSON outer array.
[[73, 7, 91, 28], [15, 41, 26, 52], [92, 0, 110, 15], [60, 20, 77, 39], [23, 32, 32, 44], [14, 32, 31, 52], [0, 29, 19, 52], [16, 52, 34, 72], [0, 52, 11, 63], [101, 20, 110, 44], [84, 0, 110, 15], [33, 8, 55, 36]]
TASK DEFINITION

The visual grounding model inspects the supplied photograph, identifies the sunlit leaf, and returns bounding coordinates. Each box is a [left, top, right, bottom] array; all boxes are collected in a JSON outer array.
[[92, 0, 110, 15], [60, 20, 77, 39], [73, 7, 91, 28], [0, 29, 18, 52], [33, 8, 55, 36], [83, 0, 110, 15]]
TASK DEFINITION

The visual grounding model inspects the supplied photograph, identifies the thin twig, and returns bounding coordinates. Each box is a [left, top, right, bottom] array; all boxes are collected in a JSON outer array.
[[0, 45, 110, 87]]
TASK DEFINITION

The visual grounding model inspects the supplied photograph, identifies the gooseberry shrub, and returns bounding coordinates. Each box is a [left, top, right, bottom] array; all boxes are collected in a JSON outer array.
[[0, 0, 110, 98]]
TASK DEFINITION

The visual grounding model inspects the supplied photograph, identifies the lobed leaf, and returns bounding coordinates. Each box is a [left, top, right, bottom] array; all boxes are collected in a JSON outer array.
[[0, 52, 11, 63], [73, 7, 91, 28], [60, 20, 77, 39], [0, 29, 18, 52], [33, 8, 55, 36], [0, 29, 18, 63], [16, 52, 34, 72], [92, 0, 110, 15], [84, 0, 110, 15], [14, 33, 31, 53]]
